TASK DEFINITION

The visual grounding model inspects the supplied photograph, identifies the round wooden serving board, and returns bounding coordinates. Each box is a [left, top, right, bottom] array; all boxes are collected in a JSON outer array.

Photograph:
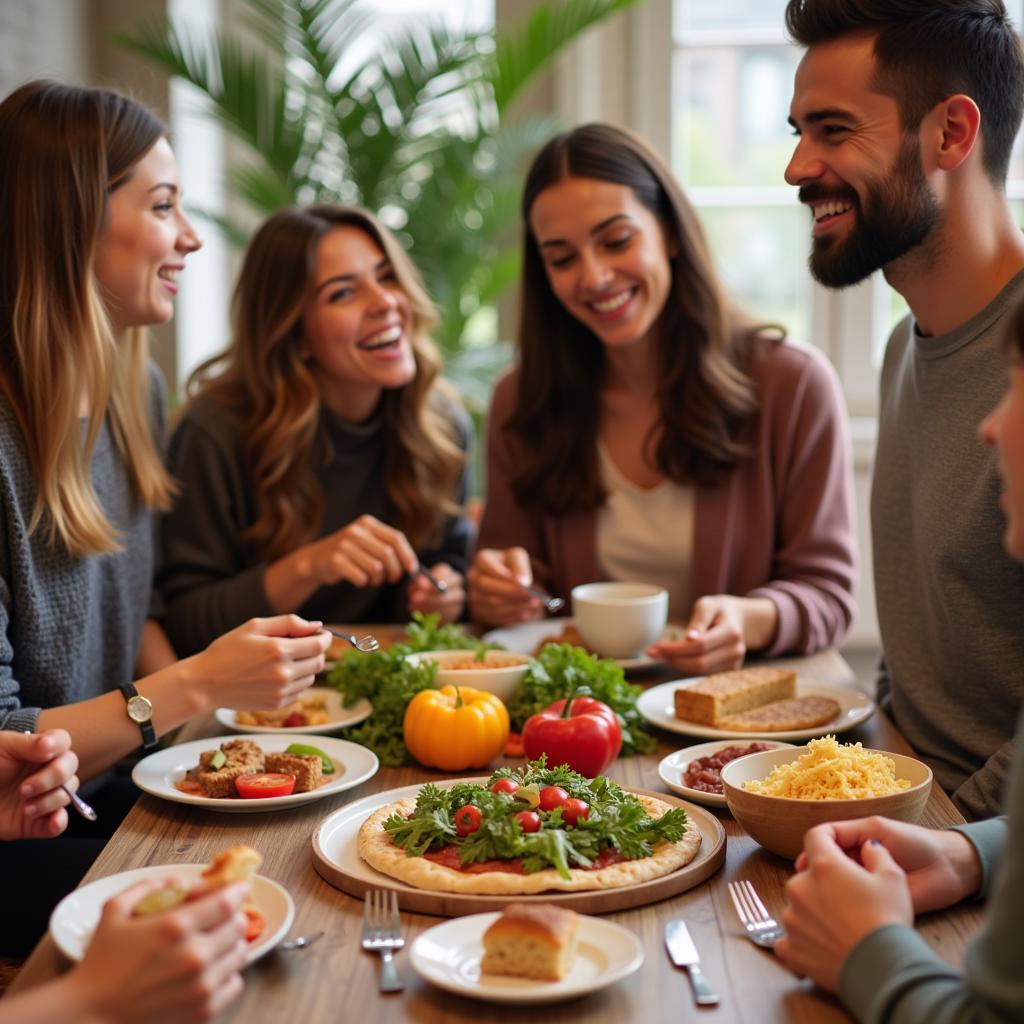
[[311, 781, 726, 916]]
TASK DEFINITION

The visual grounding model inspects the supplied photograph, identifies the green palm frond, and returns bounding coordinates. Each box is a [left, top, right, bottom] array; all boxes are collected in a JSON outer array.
[[491, 0, 639, 113]]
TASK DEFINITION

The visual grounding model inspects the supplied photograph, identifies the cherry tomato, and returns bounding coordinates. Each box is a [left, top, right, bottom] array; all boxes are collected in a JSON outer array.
[[234, 772, 297, 799], [539, 785, 569, 812], [491, 777, 520, 796], [454, 804, 482, 836], [514, 810, 541, 833], [561, 798, 590, 826], [281, 712, 306, 728], [243, 907, 265, 942]]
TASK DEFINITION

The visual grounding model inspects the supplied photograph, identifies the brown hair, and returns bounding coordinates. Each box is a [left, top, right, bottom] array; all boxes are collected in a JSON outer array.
[[507, 122, 779, 514], [0, 80, 176, 557], [185, 204, 464, 559], [785, 0, 1024, 184]]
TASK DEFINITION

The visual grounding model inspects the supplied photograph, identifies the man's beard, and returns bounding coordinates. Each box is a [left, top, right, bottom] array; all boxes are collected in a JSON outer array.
[[803, 137, 941, 289]]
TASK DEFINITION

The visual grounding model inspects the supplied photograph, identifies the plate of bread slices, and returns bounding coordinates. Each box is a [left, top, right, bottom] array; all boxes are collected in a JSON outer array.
[[409, 903, 643, 1004], [637, 666, 874, 741], [50, 845, 293, 965]]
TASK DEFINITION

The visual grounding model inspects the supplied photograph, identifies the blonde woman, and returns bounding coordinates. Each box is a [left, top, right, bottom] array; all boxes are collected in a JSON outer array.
[[159, 206, 471, 656], [0, 80, 328, 956]]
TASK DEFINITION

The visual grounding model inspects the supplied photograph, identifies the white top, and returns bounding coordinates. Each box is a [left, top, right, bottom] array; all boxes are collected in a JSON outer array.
[[595, 442, 694, 618]]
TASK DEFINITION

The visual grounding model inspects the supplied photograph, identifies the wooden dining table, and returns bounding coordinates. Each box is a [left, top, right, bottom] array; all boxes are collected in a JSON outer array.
[[8, 642, 984, 1023]]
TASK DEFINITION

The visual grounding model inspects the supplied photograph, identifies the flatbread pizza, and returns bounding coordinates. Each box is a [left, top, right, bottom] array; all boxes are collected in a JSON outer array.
[[357, 761, 701, 895]]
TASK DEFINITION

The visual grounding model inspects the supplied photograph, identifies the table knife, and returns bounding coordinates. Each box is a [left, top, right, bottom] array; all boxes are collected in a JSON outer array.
[[665, 920, 720, 1006]]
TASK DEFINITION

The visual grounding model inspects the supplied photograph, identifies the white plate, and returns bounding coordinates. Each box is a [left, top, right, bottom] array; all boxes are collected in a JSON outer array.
[[658, 739, 796, 807], [215, 687, 372, 735], [482, 617, 684, 671], [410, 911, 643, 1004], [50, 864, 294, 965], [132, 734, 379, 813], [637, 680, 875, 742]]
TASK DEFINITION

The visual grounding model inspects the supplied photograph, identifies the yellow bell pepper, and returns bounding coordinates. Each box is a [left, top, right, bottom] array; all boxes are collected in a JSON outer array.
[[403, 685, 510, 771]]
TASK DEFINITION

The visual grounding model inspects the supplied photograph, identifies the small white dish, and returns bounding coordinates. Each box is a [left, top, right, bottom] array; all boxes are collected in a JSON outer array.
[[481, 617, 684, 672], [132, 734, 379, 813], [637, 679, 875, 742], [50, 864, 294, 965], [215, 687, 372, 735], [658, 739, 796, 807], [410, 911, 644, 1004], [404, 649, 530, 703]]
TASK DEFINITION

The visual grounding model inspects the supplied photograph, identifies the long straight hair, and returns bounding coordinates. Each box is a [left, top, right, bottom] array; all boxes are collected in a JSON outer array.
[[0, 80, 176, 557], [185, 205, 464, 559], [508, 123, 779, 514]]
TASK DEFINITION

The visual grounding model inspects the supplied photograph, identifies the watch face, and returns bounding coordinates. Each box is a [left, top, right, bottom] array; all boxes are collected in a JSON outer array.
[[127, 694, 153, 724]]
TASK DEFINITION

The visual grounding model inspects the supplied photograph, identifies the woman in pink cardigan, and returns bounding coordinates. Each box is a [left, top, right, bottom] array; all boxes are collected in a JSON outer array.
[[469, 123, 857, 675]]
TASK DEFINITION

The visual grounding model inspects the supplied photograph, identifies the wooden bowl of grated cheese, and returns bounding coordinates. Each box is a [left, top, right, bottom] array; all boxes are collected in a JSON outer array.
[[721, 737, 932, 859]]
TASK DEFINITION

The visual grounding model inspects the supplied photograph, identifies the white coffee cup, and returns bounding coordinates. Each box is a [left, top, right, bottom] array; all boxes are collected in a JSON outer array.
[[571, 581, 669, 659]]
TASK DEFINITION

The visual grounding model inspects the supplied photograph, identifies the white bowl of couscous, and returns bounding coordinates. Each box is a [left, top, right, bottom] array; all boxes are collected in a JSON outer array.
[[405, 649, 531, 703], [721, 737, 933, 860]]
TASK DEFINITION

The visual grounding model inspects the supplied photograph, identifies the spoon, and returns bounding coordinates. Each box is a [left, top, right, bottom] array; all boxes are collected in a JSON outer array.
[[522, 584, 565, 615], [416, 565, 448, 593], [327, 628, 380, 653], [21, 730, 97, 822], [280, 930, 324, 951]]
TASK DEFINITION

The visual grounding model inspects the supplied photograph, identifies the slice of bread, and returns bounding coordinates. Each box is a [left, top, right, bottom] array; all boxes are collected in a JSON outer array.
[[674, 668, 796, 726], [717, 695, 840, 732], [480, 903, 579, 981], [265, 752, 322, 793]]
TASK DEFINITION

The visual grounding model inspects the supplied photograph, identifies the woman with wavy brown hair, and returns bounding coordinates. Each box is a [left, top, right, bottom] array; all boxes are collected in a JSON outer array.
[[469, 123, 856, 674], [159, 205, 471, 654], [0, 79, 328, 959]]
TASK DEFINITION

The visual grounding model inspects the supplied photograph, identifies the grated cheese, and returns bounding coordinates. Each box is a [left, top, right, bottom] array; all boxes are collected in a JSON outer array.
[[742, 736, 912, 799]]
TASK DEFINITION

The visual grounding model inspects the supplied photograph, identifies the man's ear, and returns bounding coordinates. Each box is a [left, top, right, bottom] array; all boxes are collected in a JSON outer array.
[[929, 94, 982, 173]]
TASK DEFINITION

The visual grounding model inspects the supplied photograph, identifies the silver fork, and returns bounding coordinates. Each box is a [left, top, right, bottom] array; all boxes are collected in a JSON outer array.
[[361, 889, 404, 992], [727, 879, 785, 948], [328, 628, 380, 653]]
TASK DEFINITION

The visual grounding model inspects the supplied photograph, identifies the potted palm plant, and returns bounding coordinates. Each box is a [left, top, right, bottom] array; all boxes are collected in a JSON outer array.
[[117, 0, 638, 404]]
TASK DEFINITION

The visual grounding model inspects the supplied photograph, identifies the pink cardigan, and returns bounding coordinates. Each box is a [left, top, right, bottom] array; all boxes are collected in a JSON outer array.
[[477, 340, 857, 657]]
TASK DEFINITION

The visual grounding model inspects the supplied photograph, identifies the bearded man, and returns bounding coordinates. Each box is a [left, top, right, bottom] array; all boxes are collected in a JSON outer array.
[[785, 0, 1024, 821]]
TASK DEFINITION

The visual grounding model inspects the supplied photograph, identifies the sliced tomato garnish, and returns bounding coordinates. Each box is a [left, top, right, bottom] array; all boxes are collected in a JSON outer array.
[[244, 906, 265, 942], [234, 772, 297, 799]]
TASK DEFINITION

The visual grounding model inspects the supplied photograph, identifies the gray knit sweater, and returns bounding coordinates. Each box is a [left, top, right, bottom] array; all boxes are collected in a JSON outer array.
[[871, 269, 1024, 821], [0, 370, 164, 732], [158, 392, 473, 656]]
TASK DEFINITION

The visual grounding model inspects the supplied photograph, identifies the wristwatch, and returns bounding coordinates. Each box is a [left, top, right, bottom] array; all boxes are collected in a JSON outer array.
[[119, 682, 157, 750]]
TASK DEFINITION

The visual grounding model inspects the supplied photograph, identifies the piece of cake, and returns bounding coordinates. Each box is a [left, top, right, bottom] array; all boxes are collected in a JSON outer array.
[[673, 667, 797, 726], [480, 903, 579, 981], [265, 751, 323, 792], [717, 695, 840, 732]]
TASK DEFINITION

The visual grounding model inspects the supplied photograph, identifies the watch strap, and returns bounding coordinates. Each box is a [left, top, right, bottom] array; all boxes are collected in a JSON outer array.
[[118, 682, 158, 750]]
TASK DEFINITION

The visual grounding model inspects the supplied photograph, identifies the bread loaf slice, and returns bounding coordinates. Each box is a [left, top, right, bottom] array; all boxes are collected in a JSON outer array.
[[480, 903, 579, 980], [673, 668, 796, 726], [718, 695, 840, 732]]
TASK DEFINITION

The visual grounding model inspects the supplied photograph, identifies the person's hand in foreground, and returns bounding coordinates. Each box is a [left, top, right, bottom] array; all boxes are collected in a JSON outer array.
[[776, 821, 928, 992], [0, 729, 78, 840]]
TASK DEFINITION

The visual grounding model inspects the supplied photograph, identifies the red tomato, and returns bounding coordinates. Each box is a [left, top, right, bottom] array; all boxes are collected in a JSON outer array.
[[504, 732, 525, 758], [243, 906, 265, 942], [281, 712, 306, 728], [539, 785, 569, 811], [561, 798, 590, 826], [514, 810, 541, 833], [454, 804, 483, 836], [234, 773, 297, 799], [490, 778, 520, 796]]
